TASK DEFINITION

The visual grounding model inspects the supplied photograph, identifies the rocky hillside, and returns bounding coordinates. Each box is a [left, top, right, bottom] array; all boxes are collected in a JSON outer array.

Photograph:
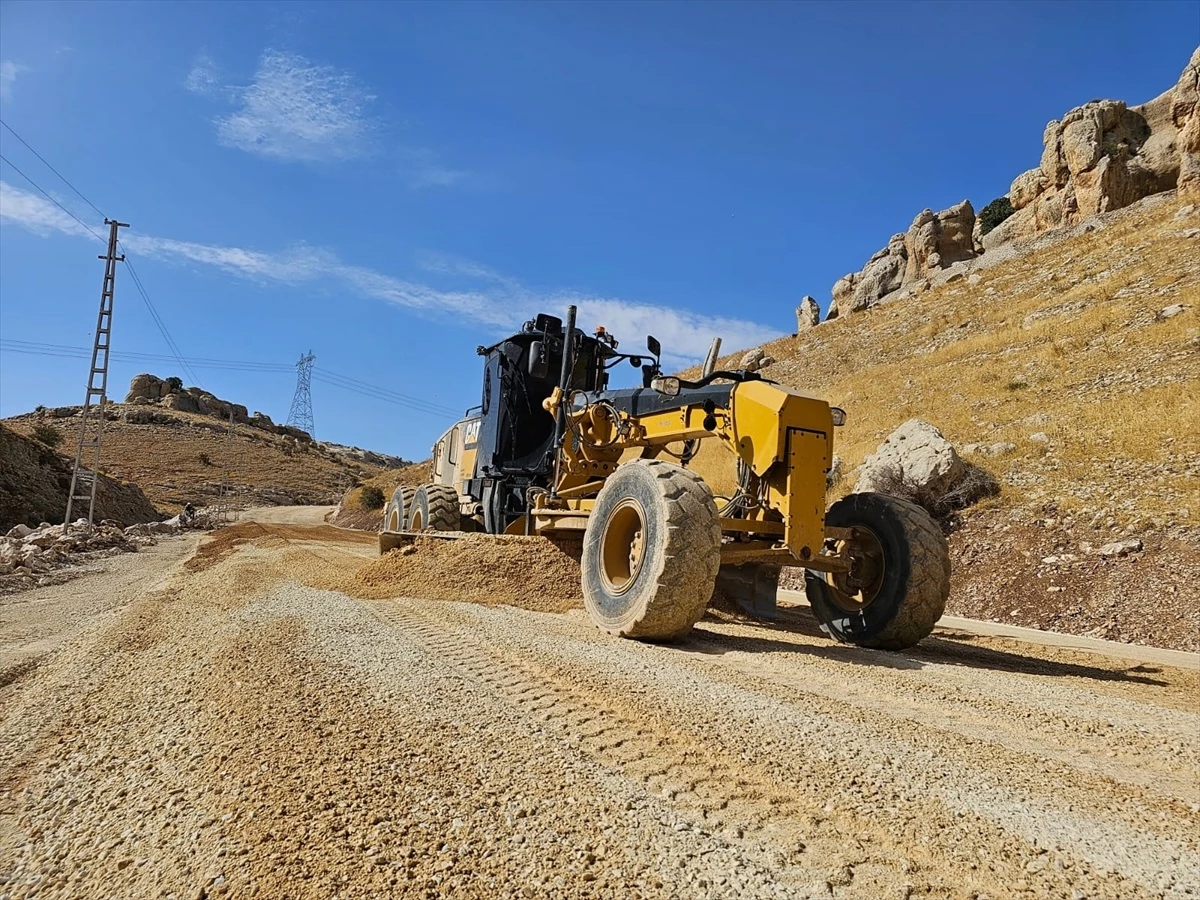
[[713, 191, 1199, 650], [816, 48, 1200, 323], [0, 424, 159, 530], [3, 375, 409, 514]]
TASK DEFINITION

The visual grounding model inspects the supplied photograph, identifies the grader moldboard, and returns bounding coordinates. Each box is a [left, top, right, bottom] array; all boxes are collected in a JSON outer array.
[[381, 306, 950, 649]]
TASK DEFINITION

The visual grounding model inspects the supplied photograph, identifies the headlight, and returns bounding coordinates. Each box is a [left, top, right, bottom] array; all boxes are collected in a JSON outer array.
[[651, 376, 681, 397], [831, 407, 847, 426]]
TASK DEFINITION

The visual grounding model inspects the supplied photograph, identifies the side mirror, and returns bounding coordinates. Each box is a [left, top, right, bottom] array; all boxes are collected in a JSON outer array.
[[629, 356, 642, 368], [647, 335, 661, 358], [528, 341, 549, 378], [534, 313, 563, 335]]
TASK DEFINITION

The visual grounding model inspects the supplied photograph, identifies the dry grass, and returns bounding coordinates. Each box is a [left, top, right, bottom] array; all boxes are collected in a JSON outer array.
[[688, 195, 1200, 528]]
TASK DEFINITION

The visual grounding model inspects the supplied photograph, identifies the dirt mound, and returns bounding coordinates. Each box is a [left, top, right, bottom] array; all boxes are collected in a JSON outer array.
[[0, 423, 160, 530], [186, 521, 375, 573], [352, 534, 582, 612]]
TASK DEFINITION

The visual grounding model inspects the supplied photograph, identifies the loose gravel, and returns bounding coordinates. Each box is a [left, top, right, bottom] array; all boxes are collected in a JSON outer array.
[[1, 516, 1197, 899]]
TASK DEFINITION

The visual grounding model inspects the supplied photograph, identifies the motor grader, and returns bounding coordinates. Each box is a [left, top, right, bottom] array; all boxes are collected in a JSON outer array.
[[381, 306, 949, 649]]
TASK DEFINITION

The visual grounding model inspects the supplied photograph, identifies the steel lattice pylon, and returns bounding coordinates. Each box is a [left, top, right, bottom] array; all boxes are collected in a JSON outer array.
[[286, 350, 316, 439]]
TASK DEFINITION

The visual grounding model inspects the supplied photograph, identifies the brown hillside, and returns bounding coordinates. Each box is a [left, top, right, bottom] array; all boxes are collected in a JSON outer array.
[[0, 423, 160, 529], [329, 460, 434, 529], [2, 408, 396, 514]]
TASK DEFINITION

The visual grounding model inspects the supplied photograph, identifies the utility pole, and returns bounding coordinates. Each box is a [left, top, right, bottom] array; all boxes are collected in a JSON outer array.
[[286, 350, 316, 439], [65, 218, 128, 530], [214, 408, 235, 524]]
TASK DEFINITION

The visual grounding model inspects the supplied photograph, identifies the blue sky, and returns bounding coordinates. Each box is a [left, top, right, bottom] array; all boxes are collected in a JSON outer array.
[[1, 1, 1197, 460]]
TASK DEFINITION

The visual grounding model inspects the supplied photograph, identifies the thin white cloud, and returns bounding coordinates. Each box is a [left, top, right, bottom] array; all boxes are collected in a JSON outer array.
[[0, 180, 94, 238], [0, 180, 778, 362], [206, 49, 378, 163], [399, 148, 468, 189], [184, 53, 221, 97], [187, 49, 467, 183], [0, 61, 27, 102]]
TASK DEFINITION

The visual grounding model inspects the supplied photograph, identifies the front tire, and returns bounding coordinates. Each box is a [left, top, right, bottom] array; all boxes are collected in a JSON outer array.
[[806, 492, 949, 650], [406, 484, 461, 532], [382, 486, 415, 533], [582, 460, 721, 640]]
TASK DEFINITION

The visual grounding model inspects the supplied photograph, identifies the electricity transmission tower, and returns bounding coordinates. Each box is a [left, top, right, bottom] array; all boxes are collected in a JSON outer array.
[[65, 218, 129, 530], [286, 350, 316, 438]]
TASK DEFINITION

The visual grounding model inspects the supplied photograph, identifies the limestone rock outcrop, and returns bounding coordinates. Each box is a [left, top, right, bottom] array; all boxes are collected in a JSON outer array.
[[124, 374, 255, 428], [817, 48, 1199, 321], [904, 200, 977, 281], [795, 296, 820, 331], [826, 203, 976, 319], [990, 48, 1200, 244], [1173, 47, 1200, 194]]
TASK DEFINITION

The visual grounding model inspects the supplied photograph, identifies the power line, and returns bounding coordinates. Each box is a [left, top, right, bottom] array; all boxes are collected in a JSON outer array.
[[0, 118, 107, 218], [312, 367, 458, 415], [1, 126, 463, 421], [0, 339, 292, 371], [311, 372, 458, 417], [0, 151, 106, 243], [0, 123, 205, 392], [120, 254, 203, 388]]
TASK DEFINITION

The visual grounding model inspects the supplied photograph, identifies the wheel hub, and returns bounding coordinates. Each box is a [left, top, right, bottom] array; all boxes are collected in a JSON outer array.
[[828, 525, 886, 612], [600, 498, 647, 596]]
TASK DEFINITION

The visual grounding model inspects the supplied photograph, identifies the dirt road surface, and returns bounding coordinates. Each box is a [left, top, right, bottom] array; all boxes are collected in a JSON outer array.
[[2, 508, 1197, 899]]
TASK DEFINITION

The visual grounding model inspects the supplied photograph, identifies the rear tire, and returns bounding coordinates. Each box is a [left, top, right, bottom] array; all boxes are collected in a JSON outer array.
[[582, 460, 721, 640], [407, 484, 461, 532], [806, 492, 949, 650], [382, 486, 415, 533]]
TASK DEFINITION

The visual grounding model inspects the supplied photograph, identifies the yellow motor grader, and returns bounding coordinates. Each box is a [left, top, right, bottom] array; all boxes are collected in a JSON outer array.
[[381, 306, 949, 649]]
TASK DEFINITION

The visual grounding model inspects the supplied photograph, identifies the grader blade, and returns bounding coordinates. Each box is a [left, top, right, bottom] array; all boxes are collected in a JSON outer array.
[[379, 531, 412, 555]]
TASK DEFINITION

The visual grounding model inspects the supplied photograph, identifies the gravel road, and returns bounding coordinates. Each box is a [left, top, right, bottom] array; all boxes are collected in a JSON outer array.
[[1, 514, 1197, 899]]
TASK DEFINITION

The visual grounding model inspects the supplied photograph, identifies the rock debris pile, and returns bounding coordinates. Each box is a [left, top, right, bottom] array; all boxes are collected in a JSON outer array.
[[0, 511, 210, 590]]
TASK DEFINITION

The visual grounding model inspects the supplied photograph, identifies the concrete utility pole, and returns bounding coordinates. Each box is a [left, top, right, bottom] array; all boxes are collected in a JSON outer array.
[[65, 218, 129, 530], [286, 350, 316, 439]]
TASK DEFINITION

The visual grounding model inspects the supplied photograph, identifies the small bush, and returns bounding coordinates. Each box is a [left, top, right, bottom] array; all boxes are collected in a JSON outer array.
[[978, 197, 1015, 236], [164, 376, 184, 393], [32, 423, 63, 448], [863, 462, 999, 521], [359, 486, 385, 510], [199, 452, 213, 466]]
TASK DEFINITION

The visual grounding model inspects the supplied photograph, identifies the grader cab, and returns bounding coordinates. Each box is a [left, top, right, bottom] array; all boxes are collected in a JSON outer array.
[[381, 306, 949, 649]]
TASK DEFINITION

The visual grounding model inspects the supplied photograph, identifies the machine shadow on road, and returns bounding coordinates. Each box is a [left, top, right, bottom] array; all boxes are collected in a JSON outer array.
[[686, 610, 1171, 686]]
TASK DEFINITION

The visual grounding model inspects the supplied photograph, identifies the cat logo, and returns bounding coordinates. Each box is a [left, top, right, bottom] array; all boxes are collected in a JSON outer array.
[[463, 419, 482, 448]]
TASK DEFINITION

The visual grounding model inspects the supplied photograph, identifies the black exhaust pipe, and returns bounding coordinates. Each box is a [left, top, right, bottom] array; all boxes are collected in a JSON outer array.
[[548, 304, 577, 500]]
